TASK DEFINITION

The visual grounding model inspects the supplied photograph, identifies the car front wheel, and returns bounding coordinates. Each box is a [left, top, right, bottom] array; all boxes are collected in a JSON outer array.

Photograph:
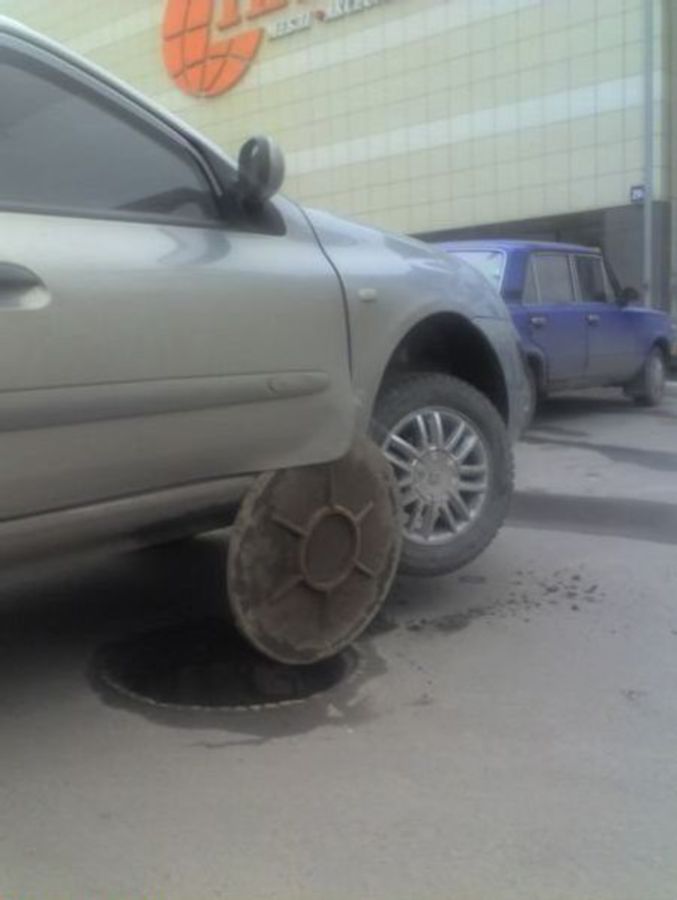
[[371, 372, 513, 577]]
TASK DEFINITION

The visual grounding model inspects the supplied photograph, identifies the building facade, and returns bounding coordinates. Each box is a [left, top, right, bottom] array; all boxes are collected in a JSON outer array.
[[2, 0, 675, 311]]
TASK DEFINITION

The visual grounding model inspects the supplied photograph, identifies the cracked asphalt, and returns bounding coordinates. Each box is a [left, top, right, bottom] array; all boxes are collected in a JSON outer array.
[[1, 389, 676, 899]]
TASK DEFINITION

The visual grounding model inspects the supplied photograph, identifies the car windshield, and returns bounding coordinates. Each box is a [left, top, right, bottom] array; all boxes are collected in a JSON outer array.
[[449, 250, 505, 290]]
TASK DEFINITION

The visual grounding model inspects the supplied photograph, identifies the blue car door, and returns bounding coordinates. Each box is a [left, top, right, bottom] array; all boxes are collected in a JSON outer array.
[[511, 252, 587, 384], [573, 253, 642, 382]]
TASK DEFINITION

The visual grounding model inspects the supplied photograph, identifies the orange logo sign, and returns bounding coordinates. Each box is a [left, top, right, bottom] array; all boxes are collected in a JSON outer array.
[[163, 1, 288, 98], [163, 1, 394, 98]]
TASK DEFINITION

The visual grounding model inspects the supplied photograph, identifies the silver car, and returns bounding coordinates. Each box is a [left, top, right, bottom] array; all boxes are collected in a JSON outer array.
[[0, 18, 527, 590]]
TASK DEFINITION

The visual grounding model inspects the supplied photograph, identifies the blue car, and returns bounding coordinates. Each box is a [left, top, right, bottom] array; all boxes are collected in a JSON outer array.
[[438, 240, 676, 416]]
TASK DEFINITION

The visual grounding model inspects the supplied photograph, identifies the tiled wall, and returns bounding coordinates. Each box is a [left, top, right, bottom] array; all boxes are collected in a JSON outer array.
[[0, 0, 669, 237]]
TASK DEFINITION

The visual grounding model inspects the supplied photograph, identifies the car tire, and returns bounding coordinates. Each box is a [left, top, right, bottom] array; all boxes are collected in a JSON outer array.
[[371, 372, 513, 578], [626, 346, 666, 407]]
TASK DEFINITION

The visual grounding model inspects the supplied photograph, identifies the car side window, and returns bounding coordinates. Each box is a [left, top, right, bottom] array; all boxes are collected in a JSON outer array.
[[575, 255, 612, 303], [601, 258, 622, 299], [0, 46, 219, 225], [523, 254, 575, 304], [522, 257, 539, 304]]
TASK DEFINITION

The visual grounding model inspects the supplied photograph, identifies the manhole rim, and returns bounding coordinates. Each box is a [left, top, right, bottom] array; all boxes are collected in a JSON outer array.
[[92, 631, 364, 714]]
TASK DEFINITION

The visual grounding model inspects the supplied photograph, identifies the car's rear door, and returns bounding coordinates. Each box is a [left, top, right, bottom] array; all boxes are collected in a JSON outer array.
[[572, 253, 642, 381], [0, 36, 353, 519], [511, 252, 586, 384]]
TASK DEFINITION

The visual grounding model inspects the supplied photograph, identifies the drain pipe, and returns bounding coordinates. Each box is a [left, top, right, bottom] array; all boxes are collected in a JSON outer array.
[[643, 0, 655, 308]]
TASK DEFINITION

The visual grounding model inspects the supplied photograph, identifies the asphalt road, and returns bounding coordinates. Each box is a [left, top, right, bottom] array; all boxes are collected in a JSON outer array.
[[2, 389, 677, 899]]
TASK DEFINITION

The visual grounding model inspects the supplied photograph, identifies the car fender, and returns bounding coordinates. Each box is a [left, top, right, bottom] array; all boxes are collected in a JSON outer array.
[[302, 207, 511, 429], [621, 307, 673, 374]]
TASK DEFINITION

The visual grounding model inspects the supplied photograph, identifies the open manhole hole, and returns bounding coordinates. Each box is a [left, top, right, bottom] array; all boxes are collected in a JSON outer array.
[[94, 618, 358, 711]]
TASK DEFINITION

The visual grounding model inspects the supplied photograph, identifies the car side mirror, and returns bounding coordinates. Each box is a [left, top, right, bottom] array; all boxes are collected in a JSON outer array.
[[237, 136, 285, 206], [618, 286, 640, 307]]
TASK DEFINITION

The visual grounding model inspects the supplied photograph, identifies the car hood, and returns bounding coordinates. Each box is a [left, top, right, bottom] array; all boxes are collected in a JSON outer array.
[[302, 207, 510, 323], [305, 206, 460, 266]]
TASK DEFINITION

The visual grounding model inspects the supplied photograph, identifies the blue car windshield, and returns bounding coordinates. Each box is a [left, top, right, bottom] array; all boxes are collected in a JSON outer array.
[[450, 251, 505, 291]]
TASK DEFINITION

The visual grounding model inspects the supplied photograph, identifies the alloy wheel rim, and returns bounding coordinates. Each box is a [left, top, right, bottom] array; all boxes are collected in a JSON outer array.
[[382, 407, 490, 546]]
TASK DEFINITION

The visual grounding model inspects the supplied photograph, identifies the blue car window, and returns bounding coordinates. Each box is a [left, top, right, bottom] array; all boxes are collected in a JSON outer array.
[[575, 255, 612, 303], [523, 258, 539, 304], [529, 254, 575, 304]]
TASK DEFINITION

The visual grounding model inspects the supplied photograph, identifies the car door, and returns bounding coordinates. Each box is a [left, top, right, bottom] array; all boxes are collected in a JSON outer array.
[[572, 253, 642, 382], [0, 37, 354, 520], [511, 252, 586, 385]]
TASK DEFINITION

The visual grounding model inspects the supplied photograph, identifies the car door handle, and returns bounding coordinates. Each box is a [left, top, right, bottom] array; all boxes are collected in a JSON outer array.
[[586, 313, 600, 326], [529, 315, 547, 328], [0, 262, 50, 310]]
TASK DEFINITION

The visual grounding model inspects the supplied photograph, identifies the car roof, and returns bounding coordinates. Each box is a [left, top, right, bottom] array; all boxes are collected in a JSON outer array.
[[436, 239, 601, 255]]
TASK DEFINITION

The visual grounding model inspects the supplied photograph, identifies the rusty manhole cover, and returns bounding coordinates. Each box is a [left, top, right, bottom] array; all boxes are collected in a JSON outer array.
[[228, 437, 401, 665], [93, 618, 358, 711]]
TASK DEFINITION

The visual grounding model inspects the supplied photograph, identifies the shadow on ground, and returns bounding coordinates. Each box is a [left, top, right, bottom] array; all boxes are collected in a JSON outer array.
[[0, 537, 389, 741], [529, 390, 677, 431]]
